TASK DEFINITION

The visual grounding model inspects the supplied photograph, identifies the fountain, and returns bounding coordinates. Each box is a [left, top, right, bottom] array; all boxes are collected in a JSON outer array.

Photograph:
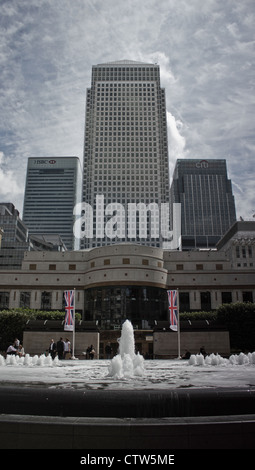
[[107, 319, 145, 378], [0, 320, 255, 448]]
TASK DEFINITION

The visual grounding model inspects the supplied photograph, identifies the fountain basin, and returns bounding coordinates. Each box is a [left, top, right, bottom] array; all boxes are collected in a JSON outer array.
[[1, 318, 255, 449], [0, 386, 255, 418], [0, 358, 255, 449]]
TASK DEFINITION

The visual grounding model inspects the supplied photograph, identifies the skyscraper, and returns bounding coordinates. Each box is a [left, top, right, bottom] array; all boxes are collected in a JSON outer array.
[[170, 159, 236, 249], [82, 60, 170, 248], [23, 157, 82, 250], [0, 203, 29, 270]]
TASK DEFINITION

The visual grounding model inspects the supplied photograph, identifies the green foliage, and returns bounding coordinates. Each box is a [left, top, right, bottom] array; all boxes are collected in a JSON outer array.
[[180, 311, 218, 321], [1, 304, 254, 353], [0, 309, 81, 351], [217, 302, 255, 351], [180, 303, 255, 352]]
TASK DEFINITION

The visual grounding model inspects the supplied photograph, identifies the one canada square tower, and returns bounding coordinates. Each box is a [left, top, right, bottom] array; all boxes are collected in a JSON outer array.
[[81, 60, 171, 249]]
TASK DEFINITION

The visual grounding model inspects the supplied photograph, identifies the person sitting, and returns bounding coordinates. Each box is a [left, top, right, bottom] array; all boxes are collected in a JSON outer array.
[[6, 344, 17, 355], [17, 344, 25, 357], [200, 346, 207, 357], [181, 349, 191, 360]]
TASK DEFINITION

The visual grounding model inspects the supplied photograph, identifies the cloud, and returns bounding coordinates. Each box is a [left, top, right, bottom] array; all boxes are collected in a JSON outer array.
[[0, 151, 23, 206], [167, 112, 187, 177], [0, 0, 254, 220]]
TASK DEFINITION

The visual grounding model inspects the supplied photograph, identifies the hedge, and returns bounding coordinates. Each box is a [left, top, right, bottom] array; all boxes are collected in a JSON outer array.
[[0, 303, 255, 353], [217, 302, 255, 351], [180, 302, 255, 352], [0, 309, 81, 351]]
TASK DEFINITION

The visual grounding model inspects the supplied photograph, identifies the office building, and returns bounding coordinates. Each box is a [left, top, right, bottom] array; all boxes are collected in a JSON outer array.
[[170, 159, 236, 249], [23, 157, 82, 250], [82, 60, 170, 248], [0, 212, 254, 355], [0, 203, 67, 270], [0, 221, 254, 329], [0, 203, 29, 270]]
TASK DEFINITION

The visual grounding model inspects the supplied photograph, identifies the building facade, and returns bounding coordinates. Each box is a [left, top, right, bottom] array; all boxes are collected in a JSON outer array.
[[170, 159, 236, 249], [0, 222, 254, 326], [82, 60, 170, 249], [0, 203, 29, 270], [0, 204, 67, 271], [23, 157, 82, 250]]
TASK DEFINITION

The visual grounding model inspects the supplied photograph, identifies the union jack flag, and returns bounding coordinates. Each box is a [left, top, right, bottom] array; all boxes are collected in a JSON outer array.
[[64, 290, 75, 331], [167, 290, 178, 331]]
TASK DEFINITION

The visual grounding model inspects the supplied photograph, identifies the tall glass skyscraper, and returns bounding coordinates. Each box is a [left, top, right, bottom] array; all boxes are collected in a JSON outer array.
[[82, 60, 170, 248], [23, 157, 82, 250], [170, 159, 236, 249]]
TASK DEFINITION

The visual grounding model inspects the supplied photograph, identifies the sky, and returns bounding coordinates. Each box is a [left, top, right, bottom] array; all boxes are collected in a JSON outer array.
[[0, 0, 254, 219]]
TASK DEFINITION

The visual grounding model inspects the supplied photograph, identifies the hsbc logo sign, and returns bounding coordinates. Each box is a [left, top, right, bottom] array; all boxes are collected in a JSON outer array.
[[33, 159, 57, 165]]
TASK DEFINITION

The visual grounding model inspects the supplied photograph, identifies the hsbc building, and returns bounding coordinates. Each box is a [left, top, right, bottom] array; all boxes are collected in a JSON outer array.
[[23, 157, 82, 250]]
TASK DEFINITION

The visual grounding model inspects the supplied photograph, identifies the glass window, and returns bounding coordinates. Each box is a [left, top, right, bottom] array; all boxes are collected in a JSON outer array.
[[242, 291, 253, 303], [221, 292, 232, 304], [200, 291, 211, 311], [0, 292, 9, 309], [41, 291, 51, 310], [20, 291, 31, 308]]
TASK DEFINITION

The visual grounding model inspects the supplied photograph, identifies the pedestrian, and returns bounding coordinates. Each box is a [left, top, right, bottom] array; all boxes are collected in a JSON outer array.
[[49, 339, 57, 359], [57, 337, 64, 359], [89, 345, 95, 359], [14, 338, 20, 349], [64, 338, 71, 359], [105, 343, 112, 359], [86, 345, 91, 359]]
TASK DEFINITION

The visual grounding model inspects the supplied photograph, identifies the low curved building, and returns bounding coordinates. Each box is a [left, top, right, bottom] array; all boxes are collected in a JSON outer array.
[[0, 222, 254, 331]]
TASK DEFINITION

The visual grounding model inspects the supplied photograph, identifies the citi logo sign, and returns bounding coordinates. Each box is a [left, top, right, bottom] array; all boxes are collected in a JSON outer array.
[[196, 160, 209, 168]]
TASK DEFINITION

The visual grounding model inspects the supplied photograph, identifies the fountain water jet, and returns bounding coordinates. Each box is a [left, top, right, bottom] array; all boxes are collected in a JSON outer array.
[[107, 319, 145, 378]]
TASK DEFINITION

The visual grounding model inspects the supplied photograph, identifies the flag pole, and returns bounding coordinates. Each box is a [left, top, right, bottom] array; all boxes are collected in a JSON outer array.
[[177, 288, 181, 359], [72, 288, 76, 359]]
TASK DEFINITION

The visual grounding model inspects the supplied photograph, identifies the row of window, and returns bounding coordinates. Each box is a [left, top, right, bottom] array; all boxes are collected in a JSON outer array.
[[0, 290, 253, 324], [0, 291, 71, 310], [93, 71, 159, 80], [236, 246, 253, 258], [96, 81, 156, 87], [27, 261, 225, 271]]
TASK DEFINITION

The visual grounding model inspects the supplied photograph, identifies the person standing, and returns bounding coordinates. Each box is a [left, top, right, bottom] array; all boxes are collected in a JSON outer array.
[[49, 339, 57, 359], [89, 345, 95, 360], [105, 343, 112, 359], [64, 338, 71, 359], [56, 337, 64, 360]]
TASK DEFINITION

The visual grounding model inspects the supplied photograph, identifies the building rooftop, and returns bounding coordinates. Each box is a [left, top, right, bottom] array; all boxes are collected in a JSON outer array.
[[96, 59, 156, 67], [216, 220, 255, 250]]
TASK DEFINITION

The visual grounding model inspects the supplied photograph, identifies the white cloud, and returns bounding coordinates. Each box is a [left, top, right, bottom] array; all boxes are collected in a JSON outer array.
[[167, 111, 187, 177], [0, 151, 23, 206], [0, 0, 254, 219]]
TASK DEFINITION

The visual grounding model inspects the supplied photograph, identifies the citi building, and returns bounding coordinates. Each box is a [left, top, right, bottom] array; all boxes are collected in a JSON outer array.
[[170, 159, 236, 250]]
